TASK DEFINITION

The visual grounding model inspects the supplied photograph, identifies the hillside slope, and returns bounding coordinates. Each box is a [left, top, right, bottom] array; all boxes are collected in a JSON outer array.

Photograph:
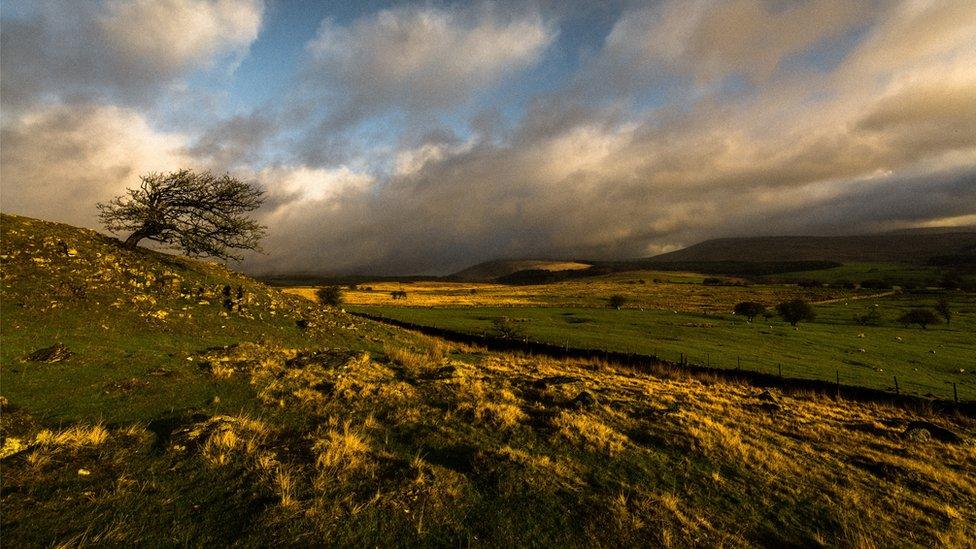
[[450, 259, 591, 282], [647, 232, 976, 264], [2, 214, 974, 546]]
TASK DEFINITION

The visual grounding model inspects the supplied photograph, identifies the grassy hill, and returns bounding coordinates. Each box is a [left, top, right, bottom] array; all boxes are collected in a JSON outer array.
[[450, 259, 592, 282], [2, 214, 975, 546], [646, 232, 976, 264]]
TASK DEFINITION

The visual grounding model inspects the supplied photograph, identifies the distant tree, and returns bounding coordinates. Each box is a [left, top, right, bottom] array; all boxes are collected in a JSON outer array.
[[492, 317, 523, 339], [98, 169, 266, 260], [935, 299, 952, 325], [316, 286, 343, 306], [390, 290, 408, 300], [776, 299, 816, 326], [898, 308, 939, 329], [733, 301, 766, 322], [854, 307, 882, 326], [608, 294, 627, 310]]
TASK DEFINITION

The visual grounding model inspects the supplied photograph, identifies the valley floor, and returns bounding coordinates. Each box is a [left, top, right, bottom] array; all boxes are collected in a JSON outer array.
[[2, 214, 975, 546]]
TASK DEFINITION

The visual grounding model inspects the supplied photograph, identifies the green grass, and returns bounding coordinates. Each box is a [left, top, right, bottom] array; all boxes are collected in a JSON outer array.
[[3, 213, 976, 547], [0, 213, 386, 424], [351, 291, 976, 401], [768, 262, 967, 287]]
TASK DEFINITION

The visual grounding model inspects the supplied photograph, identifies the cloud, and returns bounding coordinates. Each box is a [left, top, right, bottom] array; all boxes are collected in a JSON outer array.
[[257, 165, 375, 207], [0, 104, 191, 228], [0, 0, 264, 110], [2, 0, 974, 276], [597, 0, 872, 90], [186, 111, 278, 168], [304, 3, 555, 122], [244, 0, 976, 276]]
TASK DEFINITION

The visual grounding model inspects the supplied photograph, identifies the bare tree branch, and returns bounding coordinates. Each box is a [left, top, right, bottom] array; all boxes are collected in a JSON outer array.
[[97, 169, 267, 261]]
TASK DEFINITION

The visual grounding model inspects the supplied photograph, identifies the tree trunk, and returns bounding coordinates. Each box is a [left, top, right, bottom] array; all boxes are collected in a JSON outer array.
[[123, 228, 151, 249]]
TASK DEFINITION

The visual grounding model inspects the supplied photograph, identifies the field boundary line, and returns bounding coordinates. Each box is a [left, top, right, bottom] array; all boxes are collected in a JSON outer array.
[[350, 311, 973, 415]]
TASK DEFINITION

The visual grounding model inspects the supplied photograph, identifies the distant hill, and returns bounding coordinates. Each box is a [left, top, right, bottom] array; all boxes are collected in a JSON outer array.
[[450, 259, 591, 282], [646, 232, 976, 264], [3, 214, 975, 547]]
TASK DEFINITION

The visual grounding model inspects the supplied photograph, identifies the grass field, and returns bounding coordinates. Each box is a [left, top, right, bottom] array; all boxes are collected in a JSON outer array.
[[286, 269, 872, 312], [765, 262, 961, 286], [309, 271, 976, 401], [350, 296, 976, 401], [4, 214, 975, 546]]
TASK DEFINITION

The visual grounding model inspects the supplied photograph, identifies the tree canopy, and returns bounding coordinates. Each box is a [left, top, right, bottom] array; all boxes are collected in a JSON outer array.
[[898, 308, 940, 329], [733, 301, 766, 321], [98, 169, 266, 261], [316, 286, 344, 307], [776, 299, 816, 326]]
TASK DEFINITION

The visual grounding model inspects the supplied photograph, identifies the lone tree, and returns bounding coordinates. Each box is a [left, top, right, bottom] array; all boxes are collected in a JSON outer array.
[[898, 308, 940, 329], [608, 294, 627, 310], [98, 169, 266, 260], [733, 301, 766, 322], [935, 299, 952, 325], [492, 317, 523, 339], [316, 286, 343, 307], [776, 299, 816, 326]]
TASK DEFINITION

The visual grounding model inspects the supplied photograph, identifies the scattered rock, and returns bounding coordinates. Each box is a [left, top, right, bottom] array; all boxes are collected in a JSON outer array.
[[757, 390, 779, 403], [571, 390, 598, 409], [295, 318, 309, 330], [23, 343, 73, 363], [0, 437, 27, 460], [902, 421, 962, 444]]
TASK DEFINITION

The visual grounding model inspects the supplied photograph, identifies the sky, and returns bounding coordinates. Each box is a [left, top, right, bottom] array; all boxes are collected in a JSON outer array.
[[2, 0, 975, 275]]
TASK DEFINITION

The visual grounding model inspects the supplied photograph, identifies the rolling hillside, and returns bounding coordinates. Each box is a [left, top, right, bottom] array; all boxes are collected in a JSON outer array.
[[647, 231, 976, 264], [450, 259, 592, 282], [2, 214, 975, 546]]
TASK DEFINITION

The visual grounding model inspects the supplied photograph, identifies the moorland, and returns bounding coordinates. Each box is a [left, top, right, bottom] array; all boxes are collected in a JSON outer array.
[[2, 213, 975, 546]]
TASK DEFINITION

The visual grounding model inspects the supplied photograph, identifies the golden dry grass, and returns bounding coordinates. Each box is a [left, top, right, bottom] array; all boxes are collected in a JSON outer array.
[[4, 335, 974, 546], [284, 269, 869, 312]]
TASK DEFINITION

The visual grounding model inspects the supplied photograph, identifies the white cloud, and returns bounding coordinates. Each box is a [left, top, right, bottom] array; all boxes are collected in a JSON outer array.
[[306, 4, 555, 116], [99, 0, 264, 75], [0, 0, 265, 109], [0, 104, 191, 228], [257, 165, 375, 205]]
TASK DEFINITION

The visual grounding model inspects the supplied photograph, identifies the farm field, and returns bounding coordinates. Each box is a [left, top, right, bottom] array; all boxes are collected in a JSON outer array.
[[763, 262, 970, 287], [4, 215, 976, 546], [285, 269, 873, 312], [338, 287, 976, 402]]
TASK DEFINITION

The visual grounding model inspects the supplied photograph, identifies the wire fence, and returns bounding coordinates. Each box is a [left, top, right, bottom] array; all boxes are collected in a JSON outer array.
[[351, 311, 971, 411]]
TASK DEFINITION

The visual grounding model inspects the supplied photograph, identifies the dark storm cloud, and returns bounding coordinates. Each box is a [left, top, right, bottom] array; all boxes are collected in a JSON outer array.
[[0, 0, 263, 113], [2, 0, 975, 275]]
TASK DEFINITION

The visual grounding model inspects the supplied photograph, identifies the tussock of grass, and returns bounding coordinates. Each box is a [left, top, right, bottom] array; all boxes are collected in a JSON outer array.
[[313, 420, 372, 477], [34, 424, 109, 448], [3, 214, 975, 547], [553, 410, 627, 455]]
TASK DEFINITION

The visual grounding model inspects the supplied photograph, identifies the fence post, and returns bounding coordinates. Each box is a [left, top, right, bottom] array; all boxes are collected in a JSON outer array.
[[778, 363, 782, 378], [954, 382, 958, 405], [894, 375, 899, 396], [835, 369, 840, 396], [736, 356, 740, 371]]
